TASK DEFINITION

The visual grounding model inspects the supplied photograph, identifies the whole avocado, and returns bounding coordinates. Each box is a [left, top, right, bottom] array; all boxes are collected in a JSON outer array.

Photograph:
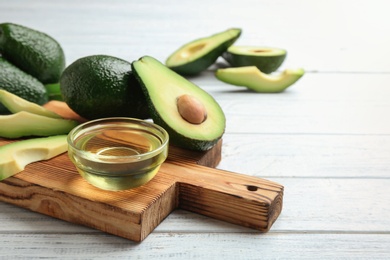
[[0, 22, 66, 84], [60, 55, 149, 120], [0, 57, 48, 114]]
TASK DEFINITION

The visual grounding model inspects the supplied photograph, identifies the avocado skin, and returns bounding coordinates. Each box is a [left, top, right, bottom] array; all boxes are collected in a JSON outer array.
[[132, 56, 223, 151], [60, 55, 149, 120], [0, 57, 48, 114], [0, 23, 66, 84], [167, 29, 242, 76], [222, 51, 286, 74]]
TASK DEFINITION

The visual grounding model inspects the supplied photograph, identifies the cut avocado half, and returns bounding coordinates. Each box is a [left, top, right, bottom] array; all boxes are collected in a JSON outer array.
[[0, 89, 61, 118], [0, 111, 79, 139], [0, 135, 67, 181], [132, 56, 225, 151], [215, 66, 304, 93], [223, 46, 287, 74], [165, 28, 242, 76]]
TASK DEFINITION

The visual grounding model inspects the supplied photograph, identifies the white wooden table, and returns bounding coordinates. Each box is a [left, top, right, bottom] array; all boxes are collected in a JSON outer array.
[[1, 0, 390, 259]]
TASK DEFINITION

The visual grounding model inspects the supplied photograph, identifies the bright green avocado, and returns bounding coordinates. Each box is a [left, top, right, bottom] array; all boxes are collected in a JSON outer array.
[[0, 111, 79, 139], [0, 89, 61, 118], [0, 57, 48, 114], [215, 66, 304, 93], [132, 56, 225, 151], [165, 28, 241, 76], [223, 46, 287, 74], [0, 135, 67, 181], [45, 83, 63, 101], [0, 23, 66, 84]]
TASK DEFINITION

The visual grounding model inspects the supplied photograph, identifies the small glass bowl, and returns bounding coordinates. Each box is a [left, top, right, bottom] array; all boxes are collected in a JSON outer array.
[[67, 118, 169, 191]]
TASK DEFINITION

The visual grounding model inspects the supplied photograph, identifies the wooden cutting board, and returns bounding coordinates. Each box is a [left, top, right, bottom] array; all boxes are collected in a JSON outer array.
[[0, 103, 284, 242]]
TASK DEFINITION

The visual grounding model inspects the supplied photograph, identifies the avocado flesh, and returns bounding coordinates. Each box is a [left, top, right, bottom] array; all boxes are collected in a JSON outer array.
[[0, 89, 61, 118], [223, 46, 287, 74], [0, 135, 67, 181], [0, 23, 66, 84], [132, 56, 225, 151], [0, 111, 79, 139], [165, 28, 241, 75], [0, 57, 48, 114], [215, 66, 304, 93]]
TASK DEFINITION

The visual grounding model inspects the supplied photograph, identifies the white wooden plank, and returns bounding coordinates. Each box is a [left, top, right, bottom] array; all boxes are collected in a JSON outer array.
[[1, 0, 390, 72], [207, 73, 390, 135], [1, 233, 390, 259], [218, 134, 390, 178], [1, 178, 389, 233]]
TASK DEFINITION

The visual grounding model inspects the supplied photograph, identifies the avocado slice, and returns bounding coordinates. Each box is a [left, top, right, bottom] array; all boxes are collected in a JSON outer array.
[[165, 28, 241, 75], [215, 66, 305, 93], [132, 56, 225, 151], [0, 89, 61, 118], [0, 111, 79, 139], [223, 46, 287, 74], [0, 135, 67, 181]]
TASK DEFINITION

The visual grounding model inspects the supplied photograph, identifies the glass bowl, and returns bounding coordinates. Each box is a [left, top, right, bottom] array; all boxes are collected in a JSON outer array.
[[67, 117, 169, 191]]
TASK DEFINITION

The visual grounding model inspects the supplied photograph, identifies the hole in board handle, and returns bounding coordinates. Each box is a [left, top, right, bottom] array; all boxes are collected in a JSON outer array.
[[246, 185, 259, 192]]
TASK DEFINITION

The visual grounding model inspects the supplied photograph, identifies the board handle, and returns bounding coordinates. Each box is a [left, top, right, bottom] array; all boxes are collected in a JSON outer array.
[[160, 161, 283, 232]]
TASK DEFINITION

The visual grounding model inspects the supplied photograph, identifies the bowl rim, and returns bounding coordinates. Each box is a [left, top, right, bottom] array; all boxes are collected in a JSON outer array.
[[67, 117, 169, 163]]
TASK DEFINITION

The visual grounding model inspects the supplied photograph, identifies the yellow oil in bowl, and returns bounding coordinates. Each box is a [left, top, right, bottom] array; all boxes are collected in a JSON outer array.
[[67, 118, 169, 191]]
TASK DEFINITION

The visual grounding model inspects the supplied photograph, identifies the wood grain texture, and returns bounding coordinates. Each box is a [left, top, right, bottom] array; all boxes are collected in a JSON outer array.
[[0, 138, 283, 241]]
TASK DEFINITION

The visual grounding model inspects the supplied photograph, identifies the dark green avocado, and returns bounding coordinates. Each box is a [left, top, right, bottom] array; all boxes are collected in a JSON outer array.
[[60, 55, 149, 120], [165, 28, 241, 76], [0, 22, 66, 84], [133, 56, 226, 151], [0, 57, 48, 114]]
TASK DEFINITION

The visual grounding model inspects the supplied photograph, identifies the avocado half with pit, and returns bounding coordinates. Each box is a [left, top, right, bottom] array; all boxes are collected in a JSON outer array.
[[215, 66, 304, 93], [165, 28, 241, 76], [132, 56, 225, 151], [223, 46, 287, 74]]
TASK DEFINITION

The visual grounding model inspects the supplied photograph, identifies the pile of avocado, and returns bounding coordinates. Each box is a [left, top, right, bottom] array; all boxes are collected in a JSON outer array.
[[0, 23, 307, 183], [0, 24, 304, 154], [0, 22, 65, 114]]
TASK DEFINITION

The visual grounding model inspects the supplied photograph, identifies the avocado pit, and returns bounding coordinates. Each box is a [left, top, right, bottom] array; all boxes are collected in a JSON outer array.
[[177, 94, 207, 124]]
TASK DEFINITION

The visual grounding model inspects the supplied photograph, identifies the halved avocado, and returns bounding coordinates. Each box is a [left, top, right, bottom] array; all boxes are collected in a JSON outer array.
[[0, 135, 67, 181], [215, 66, 304, 93], [165, 28, 241, 76], [132, 56, 225, 151], [223, 46, 287, 74], [0, 89, 61, 118], [0, 111, 79, 139]]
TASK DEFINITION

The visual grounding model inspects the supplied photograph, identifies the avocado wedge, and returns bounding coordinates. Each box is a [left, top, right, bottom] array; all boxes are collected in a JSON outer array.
[[0, 135, 67, 181], [215, 66, 304, 93], [0, 111, 79, 139], [165, 28, 241, 75], [0, 89, 61, 118], [223, 46, 287, 74], [132, 56, 225, 151]]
